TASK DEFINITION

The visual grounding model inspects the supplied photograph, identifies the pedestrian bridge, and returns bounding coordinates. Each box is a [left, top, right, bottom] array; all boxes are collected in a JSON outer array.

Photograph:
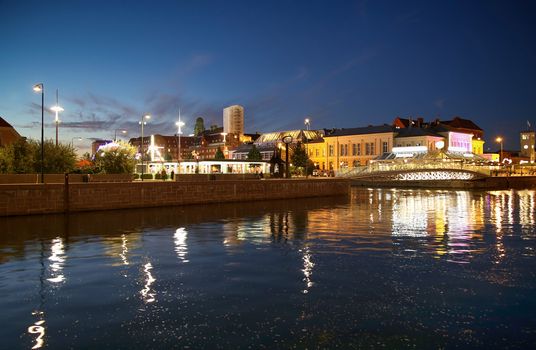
[[337, 162, 493, 182]]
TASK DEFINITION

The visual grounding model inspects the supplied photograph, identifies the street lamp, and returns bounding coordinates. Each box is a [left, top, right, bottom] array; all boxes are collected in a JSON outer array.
[[71, 137, 82, 147], [282, 135, 293, 178], [175, 113, 185, 173], [496, 137, 503, 163], [33, 83, 44, 184], [304, 118, 311, 178], [114, 129, 127, 141], [140, 114, 151, 181], [50, 89, 64, 146]]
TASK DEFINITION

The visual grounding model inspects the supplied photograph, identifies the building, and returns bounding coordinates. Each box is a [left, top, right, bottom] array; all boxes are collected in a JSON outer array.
[[520, 129, 535, 163], [223, 105, 244, 136], [91, 139, 112, 155], [323, 125, 397, 170], [0, 116, 22, 147]]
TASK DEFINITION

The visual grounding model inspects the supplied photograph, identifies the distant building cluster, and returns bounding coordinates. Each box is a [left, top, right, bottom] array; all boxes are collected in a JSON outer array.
[[1, 107, 535, 168]]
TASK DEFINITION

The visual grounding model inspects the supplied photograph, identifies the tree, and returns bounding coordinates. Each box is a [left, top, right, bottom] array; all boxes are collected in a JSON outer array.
[[247, 145, 262, 161], [214, 146, 225, 160], [194, 117, 205, 136], [94, 140, 137, 173], [0, 138, 76, 174], [291, 142, 308, 170]]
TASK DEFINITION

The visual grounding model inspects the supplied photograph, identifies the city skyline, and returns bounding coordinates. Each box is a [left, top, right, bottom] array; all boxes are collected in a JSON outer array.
[[1, 0, 535, 151]]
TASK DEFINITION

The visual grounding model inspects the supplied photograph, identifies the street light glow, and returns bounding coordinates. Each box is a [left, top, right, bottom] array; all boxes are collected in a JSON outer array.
[[33, 84, 43, 92]]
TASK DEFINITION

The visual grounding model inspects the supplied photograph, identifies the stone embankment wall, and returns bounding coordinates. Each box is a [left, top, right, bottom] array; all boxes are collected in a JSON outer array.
[[0, 179, 349, 216]]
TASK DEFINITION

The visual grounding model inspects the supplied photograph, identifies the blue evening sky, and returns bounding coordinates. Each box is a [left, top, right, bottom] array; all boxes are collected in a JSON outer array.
[[1, 0, 535, 151]]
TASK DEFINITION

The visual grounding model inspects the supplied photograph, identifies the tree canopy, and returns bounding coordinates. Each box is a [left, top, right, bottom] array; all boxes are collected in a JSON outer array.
[[246, 145, 262, 161], [94, 140, 137, 173], [291, 142, 309, 169], [0, 138, 76, 174], [214, 146, 225, 160]]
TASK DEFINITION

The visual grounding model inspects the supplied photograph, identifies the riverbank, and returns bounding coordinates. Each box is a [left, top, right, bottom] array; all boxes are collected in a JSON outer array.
[[0, 179, 349, 217], [351, 175, 536, 189]]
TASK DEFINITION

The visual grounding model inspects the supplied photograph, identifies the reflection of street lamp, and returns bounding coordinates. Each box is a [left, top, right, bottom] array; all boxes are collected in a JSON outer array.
[[140, 114, 151, 180], [50, 89, 64, 146], [33, 83, 44, 184], [220, 132, 228, 159], [496, 137, 503, 163], [114, 129, 127, 141], [282, 135, 293, 178]]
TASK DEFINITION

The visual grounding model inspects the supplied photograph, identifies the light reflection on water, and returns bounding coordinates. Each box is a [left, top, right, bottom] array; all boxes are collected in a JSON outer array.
[[1, 188, 535, 348]]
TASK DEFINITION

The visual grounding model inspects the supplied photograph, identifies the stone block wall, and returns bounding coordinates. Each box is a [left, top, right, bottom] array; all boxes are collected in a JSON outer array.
[[0, 179, 350, 216]]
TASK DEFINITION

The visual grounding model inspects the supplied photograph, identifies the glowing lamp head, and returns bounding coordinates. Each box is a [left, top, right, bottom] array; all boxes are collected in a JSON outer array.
[[143, 114, 151, 120], [33, 83, 43, 92], [435, 140, 445, 149], [176, 121, 185, 127], [304, 118, 310, 124], [496, 137, 503, 143], [51, 105, 64, 112]]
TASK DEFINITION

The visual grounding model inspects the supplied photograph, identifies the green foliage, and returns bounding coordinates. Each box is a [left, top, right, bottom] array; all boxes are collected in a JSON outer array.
[[0, 138, 76, 174], [214, 146, 225, 160], [247, 145, 262, 161], [194, 117, 205, 136], [291, 142, 308, 169], [142, 173, 153, 180], [94, 140, 137, 174]]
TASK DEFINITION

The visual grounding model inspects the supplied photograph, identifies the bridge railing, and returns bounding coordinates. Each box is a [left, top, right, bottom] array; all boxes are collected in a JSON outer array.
[[337, 161, 497, 178]]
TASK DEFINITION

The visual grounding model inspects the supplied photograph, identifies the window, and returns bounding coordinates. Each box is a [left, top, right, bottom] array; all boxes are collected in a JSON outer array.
[[352, 143, 358, 156], [316, 149, 319, 157], [340, 144, 348, 156], [382, 141, 388, 153], [365, 143, 370, 155], [370, 142, 375, 155], [328, 144, 334, 156], [357, 144, 361, 155]]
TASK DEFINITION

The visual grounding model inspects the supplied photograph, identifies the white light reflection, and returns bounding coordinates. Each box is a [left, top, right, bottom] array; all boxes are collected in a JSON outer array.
[[174, 228, 189, 262], [47, 238, 65, 284], [301, 247, 314, 294], [28, 311, 45, 349], [120, 234, 129, 266], [140, 262, 156, 303]]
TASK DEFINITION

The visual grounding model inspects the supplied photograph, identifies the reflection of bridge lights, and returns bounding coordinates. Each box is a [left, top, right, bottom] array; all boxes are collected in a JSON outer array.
[[301, 247, 314, 294], [174, 228, 189, 262], [141, 262, 156, 303], [47, 238, 65, 284]]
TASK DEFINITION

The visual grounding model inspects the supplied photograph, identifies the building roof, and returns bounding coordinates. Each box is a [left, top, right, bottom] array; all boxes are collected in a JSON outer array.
[[395, 127, 443, 138], [441, 116, 483, 131], [0, 116, 14, 128], [326, 124, 395, 137]]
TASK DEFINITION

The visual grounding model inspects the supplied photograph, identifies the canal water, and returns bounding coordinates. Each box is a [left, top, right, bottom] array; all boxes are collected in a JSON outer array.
[[1, 188, 535, 349]]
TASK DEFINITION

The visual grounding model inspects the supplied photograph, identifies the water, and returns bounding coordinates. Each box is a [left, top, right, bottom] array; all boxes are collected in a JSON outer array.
[[1, 188, 536, 349]]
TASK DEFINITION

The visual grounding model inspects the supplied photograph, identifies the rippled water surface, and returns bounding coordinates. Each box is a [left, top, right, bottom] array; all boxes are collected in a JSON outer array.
[[1, 188, 536, 349]]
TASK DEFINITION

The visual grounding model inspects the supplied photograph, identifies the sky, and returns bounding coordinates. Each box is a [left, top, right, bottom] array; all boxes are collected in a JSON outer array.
[[1, 0, 535, 152]]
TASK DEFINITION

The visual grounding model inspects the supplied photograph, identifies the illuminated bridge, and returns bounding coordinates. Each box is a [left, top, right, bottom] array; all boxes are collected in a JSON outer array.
[[337, 162, 493, 183]]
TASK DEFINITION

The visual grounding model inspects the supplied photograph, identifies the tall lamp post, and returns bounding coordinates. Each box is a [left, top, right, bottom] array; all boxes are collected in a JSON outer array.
[[496, 137, 503, 163], [50, 89, 64, 146], [139, 114, 151, 181], [114, 129, 127, 141], [282, 135, 293, 178], [175, 112, 185, 173], [304, 118, 311, 178], [33, 83, 44, 184]]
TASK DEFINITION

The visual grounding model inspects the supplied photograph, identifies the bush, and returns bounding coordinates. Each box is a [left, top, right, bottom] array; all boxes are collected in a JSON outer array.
[[133, 173, 140, 180], [141, 173, 153, 180]]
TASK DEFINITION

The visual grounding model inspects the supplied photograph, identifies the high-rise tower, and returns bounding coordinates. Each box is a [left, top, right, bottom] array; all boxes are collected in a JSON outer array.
[[223, 105, 244, 136]]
